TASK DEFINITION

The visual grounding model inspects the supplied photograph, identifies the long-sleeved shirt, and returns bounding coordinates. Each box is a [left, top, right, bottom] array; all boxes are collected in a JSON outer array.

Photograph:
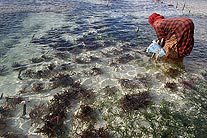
[[153, 18, 194, 57]]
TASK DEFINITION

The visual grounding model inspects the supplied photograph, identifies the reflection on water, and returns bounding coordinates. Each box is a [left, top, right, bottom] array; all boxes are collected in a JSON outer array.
[[0, 0, 207, 137]]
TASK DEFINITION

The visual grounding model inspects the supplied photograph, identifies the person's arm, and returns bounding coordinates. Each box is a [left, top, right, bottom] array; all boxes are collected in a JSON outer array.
[[155, 26, 165, 40]]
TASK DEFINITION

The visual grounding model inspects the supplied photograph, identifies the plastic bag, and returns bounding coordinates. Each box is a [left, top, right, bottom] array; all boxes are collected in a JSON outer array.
[[157, 48, 165, 57], [146, 40, 166, 58], [146, 40, 161, 53]]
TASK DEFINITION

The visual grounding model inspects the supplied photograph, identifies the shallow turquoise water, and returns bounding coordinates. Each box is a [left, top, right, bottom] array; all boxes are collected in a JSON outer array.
[[0, 0, 207, 137]]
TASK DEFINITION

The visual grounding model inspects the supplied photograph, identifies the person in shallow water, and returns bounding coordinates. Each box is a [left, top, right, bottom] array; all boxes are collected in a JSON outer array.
[[148, 13, 194, 63]]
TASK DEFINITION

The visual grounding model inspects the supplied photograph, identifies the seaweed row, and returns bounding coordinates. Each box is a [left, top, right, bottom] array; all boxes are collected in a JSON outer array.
[[35, 81, 94, 137]]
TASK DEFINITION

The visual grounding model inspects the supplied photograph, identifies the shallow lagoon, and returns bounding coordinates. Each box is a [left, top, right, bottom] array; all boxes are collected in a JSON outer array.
[[0, 0, 207, 137]]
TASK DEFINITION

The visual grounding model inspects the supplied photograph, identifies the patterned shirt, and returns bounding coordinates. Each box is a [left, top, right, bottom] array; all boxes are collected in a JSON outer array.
[[153, 18, 194, 57]]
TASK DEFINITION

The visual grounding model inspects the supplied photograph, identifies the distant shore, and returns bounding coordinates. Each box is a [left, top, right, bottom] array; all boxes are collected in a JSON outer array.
[[160, 0, 207, 16]]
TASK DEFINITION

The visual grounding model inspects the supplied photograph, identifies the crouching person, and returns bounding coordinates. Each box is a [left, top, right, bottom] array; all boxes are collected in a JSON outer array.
[[148, 13, 194, 63]]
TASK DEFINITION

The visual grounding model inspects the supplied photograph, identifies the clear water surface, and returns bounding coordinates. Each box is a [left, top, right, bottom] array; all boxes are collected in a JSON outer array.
[[0, 0, 207, 137]]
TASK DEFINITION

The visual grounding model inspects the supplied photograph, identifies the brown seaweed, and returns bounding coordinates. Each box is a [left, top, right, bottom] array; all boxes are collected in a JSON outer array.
[[75, 105, 96, 122], [0, 65, 9, 76], [84, 67, 104, 76], [164, 82, 178, 91], [36, 81, 95, 137], [32, 82, 45, 92], [29, 104, 48, 125], [50, 73, 74, 88], [30, 55, 52, 63], [31, 57, 45, 63], [20, 68, 53, 79], [1, 132, 27, 138], [54, 51, 70, 60], [119, 91, 151, 111], [11, 62, 27, 71], [118, 78, 144, 89], [78, 127, 110, 138], [136, 74, 153, 88], [115, 54, 134, 64], [0, 112, 7, 130], [101, 48, 123, 57], [75, 56, 100, 64], [36, 111, 66, 138], [101, 85, 119, 96], [163, 67, 182, 78], [6, 97, 24, 109]]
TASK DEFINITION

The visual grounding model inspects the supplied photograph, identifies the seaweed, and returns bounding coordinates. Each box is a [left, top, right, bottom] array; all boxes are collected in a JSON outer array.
[[0, 113, 7, 130], [139, 99, 207, 138], [136, 74, 153, 88], [54, 51, 70, 60], [75, 56, 100, 64], [6, 97, 24, 109], [101, 48, 123, 57], [78, 126, 111, 138], [163, 67, 182, 78], [20, 68, 53, 79], [32, 82, 45, 92], [50, 73, 74, 88], [36, 81, 95, 137], [75, 105, 96, 122], [118, 78, 144, 89], [0, 65, 9, 76], [29, 104, 48, 125], [11, 62, 27, 71], [101, 85, 119, 96], [84, 67, 104, 76], [119, 91, 151, 111], [1, 132, 27, 138], [36, 111, 66, 138], [115, 54, 134, 64], [164, 82, 178, 91], [31, 57, 44, 63]]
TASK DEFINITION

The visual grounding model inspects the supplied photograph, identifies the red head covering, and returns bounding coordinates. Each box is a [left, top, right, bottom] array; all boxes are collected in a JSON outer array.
[[148, 13, 164, 26]]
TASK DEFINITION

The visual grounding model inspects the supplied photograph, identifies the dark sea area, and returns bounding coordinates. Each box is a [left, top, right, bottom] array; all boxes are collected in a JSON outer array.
[[0, 0, 207, 137]]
